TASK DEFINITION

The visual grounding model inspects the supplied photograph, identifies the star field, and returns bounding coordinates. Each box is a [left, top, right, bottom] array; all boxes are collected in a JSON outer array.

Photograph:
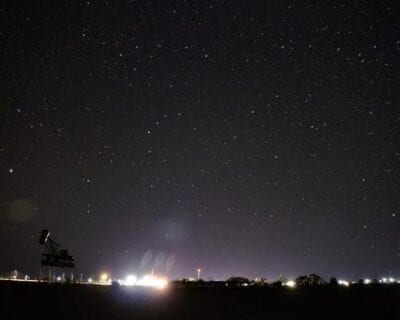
[[1, 1, 400, 280]]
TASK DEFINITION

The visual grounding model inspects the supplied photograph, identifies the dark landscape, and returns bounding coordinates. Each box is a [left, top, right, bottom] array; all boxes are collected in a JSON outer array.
[[2, 281, 400, 319]]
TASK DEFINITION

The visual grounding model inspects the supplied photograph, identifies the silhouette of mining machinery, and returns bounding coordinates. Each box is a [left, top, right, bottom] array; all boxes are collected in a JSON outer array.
[[39, 229, 74, 282]]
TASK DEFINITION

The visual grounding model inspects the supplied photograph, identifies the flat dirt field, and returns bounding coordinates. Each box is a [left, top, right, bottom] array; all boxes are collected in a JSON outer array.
[[1, 281, 399, 319]]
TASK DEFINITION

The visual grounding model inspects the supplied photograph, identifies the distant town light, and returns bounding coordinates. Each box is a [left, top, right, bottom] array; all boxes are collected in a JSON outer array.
[[99, 273, 109, 282], [88, 278, 93, 283], [364, 278, 371, 284], [285, 280, 296, 288], [338, 280, 349, 287]]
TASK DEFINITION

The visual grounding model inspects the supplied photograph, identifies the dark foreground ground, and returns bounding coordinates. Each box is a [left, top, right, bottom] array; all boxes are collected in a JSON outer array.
[[1, 281, 400, 319]]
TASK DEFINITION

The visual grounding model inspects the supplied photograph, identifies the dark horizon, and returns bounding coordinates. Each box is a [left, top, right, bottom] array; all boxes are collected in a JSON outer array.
[[1, 1, 399, 281]]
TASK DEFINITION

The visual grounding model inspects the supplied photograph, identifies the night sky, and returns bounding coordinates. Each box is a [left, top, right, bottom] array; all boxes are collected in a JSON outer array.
[[1, 1, 399, 281]]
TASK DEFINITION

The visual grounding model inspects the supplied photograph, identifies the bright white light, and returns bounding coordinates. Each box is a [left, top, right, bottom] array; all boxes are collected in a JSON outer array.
[[285, 280, 296, 288], [56, 277, 62, 282], [125, 275, 137, 286], [364, 278, 371, 284], [138, 274, 168, 289], [88, 278, 92, 283], [338, 280, 349, 287], [380, 277, 395, 284]]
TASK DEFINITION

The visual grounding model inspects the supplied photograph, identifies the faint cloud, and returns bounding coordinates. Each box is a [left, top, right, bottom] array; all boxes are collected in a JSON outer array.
[[5, 199, 35, 223]]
